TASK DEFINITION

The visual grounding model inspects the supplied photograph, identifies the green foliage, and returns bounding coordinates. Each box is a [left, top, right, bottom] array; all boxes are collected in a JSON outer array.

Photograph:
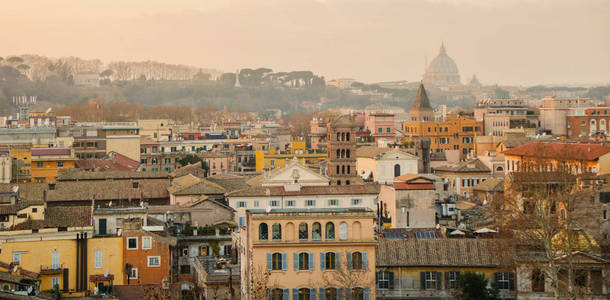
[[100, 69, 113, 78], [177, 154, 209, 170], [209, 240, 220, 256], [586, 85, 610, 100], [454, 272, 499, 300], [7, 56, 24, 64]]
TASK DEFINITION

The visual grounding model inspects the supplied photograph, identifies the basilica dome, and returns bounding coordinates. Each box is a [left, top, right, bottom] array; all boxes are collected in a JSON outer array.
[[427, 44, 459, 74]]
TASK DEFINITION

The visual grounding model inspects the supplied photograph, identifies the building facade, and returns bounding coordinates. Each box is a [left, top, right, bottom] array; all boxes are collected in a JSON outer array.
[[327, 115, 359, 185]]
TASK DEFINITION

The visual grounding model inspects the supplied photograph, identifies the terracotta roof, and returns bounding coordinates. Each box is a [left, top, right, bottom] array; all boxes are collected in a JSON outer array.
[[75, 151, 140, 172], [31, 148, 71, 156], [376, 238, 514, 267], [171, 178, 226, 196], [393, 174, 436, 190], [14, 206, 91, 230], [168, 174, 201, 193], [329, 115, 357, 128], [171, 162, 205, 178], [434, 158, 491, 173], [472, 177, 504, 192], [356, 146, 392, 158], [207, 174, 250, 192], [499, 137, 530, 149], [0, 201, 43, 215], [227, 183, 379, 197], [503, 142, 610, 161], [410, 83, 433, 111], [57, 170, 169, 181]]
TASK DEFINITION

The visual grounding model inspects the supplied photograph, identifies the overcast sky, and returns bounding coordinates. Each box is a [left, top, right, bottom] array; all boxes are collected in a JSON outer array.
[[1, 0, 608, 86]]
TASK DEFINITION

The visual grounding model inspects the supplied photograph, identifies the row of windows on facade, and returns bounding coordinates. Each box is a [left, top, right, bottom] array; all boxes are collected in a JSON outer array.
[[336, 132, 351, 142], [266, 251, 368, 271], [268, 287, 370, 300], [237, 199, 363, 209], [335, 149, 351, 159], [506, 160, 593, 173], [404, 126, 479, 134], [34, 161, 65, 168], [376, 127, 392, 134], [258, 222, 356, 241], [568, 119, 609, 128], [335, 165, 352, 175], [434, 137, 473, 144], [375, 271, 516, 290]]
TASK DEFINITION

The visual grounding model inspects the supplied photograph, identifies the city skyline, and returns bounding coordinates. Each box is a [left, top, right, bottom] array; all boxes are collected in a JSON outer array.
[[0, 0, 608, 86]]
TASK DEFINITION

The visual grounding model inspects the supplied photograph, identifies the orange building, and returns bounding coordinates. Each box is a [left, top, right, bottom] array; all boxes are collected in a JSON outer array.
[[403, 84, 483, 160], [30, 148, 77, 182]]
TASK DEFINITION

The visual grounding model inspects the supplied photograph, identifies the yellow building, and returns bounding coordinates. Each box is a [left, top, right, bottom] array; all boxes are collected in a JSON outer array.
[[87, 237, 125, 293], [255, 139, 327, 172], [0, 201, 45, 230], [240, 208, 376, 300], [137, 119, 172, 142], [7, 145, 32, 182], [375, 238, 516, 299], [30, 148, 77, 182]]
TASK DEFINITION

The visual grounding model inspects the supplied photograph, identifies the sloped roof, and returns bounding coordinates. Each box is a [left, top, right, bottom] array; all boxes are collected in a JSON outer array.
[[31, 148, 71, 156], [171, 178, 226, 196], [75, 151, 140, 172], [207, 174, 250, 193], [434, 158, 491, 173], [168, 174, 201, 193], [393, 174, 436, 190], [472, 177, 504, 192], [410, 83, 433, 111], [356, 146, 392, 158], [0, 201, 44, 215], [499, 137, 530, 149], [329, 115, 357, 128], [376, 238, 514, 267], [227, 183, 379, 197], [171, 162, 205, 178], [503, 142, 610, 161], [57, 170, 169, 181], [15, 206, 91, 230]]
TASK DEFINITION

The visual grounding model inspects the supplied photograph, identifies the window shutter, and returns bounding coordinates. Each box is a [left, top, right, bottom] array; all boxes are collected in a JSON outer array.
[[456, 271, 461, 280], [283, 289, 289, 300], [347, 252, 353, 270], [494, 272, 501, 289], [309, 252, 314, 271], [321, 252, 326, 271], [311, 288, 316, 300], [445, 272, 450, 289], [294, 253, 298, 271], [282, 253, 287, 271], [267, 253, 272, 270], [375, 271, 379, 285], [336, 252, 341, 268], [436, 272, 442, 289], [319, 288, 326, 300], [364, 288, 370, 300], [293, 289, 298, 300], [420, 272, 426, 289], [389, 272, 395, 290], [338, 288, 343, 300], [362, 252, 368, 269], [509, 272, 516, 290]]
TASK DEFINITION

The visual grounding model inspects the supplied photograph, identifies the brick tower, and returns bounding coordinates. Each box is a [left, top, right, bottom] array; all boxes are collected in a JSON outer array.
[[327, 115, 358, 185]]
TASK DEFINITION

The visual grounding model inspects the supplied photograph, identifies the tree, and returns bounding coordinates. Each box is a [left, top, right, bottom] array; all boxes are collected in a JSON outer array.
[[317, 251, 373, 300], [100, 69, 113, 78], [249, 265, 277, 300], [7, 56, 24, 64], [177, 155, 209, 171], [454, 272, 499, 300]]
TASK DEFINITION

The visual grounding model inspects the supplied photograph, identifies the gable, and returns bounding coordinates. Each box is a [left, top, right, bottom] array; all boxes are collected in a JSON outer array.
[[261, 162, 329, 187], [378, 149, 419, 161]]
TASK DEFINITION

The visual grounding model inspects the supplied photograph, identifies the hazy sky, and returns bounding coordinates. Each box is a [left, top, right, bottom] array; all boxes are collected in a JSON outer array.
[[1, 0, 608, 85]]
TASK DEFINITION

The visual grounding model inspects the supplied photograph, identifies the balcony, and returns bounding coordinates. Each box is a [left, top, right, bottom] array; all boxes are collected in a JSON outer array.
[[40, 264, 64, 275]]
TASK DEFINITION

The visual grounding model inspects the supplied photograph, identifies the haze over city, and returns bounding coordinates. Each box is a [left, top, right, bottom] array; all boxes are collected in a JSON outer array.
[[1, 0, 608, 85]]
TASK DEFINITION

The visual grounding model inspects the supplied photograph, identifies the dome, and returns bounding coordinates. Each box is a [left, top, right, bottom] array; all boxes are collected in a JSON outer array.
[[427, 44, 459, 74]]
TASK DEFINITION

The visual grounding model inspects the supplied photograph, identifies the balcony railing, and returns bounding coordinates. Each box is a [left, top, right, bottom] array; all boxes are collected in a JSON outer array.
[[40, 264, 63, 274]]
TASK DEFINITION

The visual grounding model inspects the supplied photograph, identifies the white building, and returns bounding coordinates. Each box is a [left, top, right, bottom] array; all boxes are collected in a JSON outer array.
[[356, 147, 419, 184]]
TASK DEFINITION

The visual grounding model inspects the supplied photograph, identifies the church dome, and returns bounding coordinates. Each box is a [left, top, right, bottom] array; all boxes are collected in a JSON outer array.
[[427, 44, 459, 74]]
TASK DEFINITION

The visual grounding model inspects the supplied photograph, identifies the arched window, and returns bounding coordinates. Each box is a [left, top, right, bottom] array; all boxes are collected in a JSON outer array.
[[601, 119, 607, 133], [272, 253, 283, 270], [346, 149, 350, 158], [325, 287, 338, 300], [312, 222, 321, 240], [298, 288, 311, 300], [325, 252, 336, 270], [339, 222, 348, 240], [532, 269, 545, 292], [337, 180, 341, 185], [336, 165, 340, 174], [298, 223, 308, 240], [351, 287, 364, 300], [347, 165, 351, 174], [341, 132, 345, 141], [496, 166, 504, 172], [272, 223, 281, 240], [351, 251, 363, 269], [346, 132, 350, 141], [336, 133, 341, 141], [326, 222, 335, 240], [259, 223, 268, 240], [394, 164, 401, 177], [353, 221, 362, 240], [271, 288, 284, 300], [336, 149, 340, 158], [346, 180, 350, 185], [341, 149, 345, 158], [285, 222, 295, 241], [298, 252, 310, 270], [342, 165, 345, 174]]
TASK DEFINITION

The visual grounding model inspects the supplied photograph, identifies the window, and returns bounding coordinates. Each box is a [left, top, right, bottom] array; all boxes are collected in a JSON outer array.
[[239, 216, 245, 227], [51, 277, 60, 288], [298, 252, 310, 270], [325, 288, 338, 300], [95, 250, 103, 269], [447, 271, 460, 289], [299, 223, 308, 240], [180, 264, 191, 274], [328, 199, 338, 206], [378, 128, 383, 133], [127, 237, 138, 249], [269, 200, 280, 207], [129, 268, 138, 279], [271, 289, 284, 300], [351, 287, 365, 300], [12, 252, 22, 264], [305, 200, 316, 207], [142, 237, 152, 249], [237, 201, 247, 208], [32, 207, 37, 213], [350, 251, 364, 269], [494, 272, 514, 290], [36, 162, 43, 168], [286, 200, 296, 207], [259, 223, 268, 240], [339, 222, 348, 240], [312, 222, 321, 240], [57, 161, 64, 167], [271, 253, 283, 270], [253, 201, 260, 207], [377, 271, 393, 289], [532, 269, 545, 292], [604, 210, 608, 220], [272, 223, 281, 240], [423, 271, 438, 289], [324, 252, 336, 270], [51, 251, 59, 269], [147, 256, 161, 267], [326, 222, 335, 240], [394, 164, 401, 177], [352, 199, 362, 206], [298, 288, 310, 300], [387, 127, 391, 133]]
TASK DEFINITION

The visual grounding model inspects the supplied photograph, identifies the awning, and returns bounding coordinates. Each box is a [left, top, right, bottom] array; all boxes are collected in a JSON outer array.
[[90, 274, 114, 282], [475, 228, 497, 234], [449, 229, 465, 235]]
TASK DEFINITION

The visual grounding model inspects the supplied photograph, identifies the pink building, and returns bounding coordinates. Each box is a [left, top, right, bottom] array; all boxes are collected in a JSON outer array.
[[309, 118, 328, 150], [365, 112, 395, 142]]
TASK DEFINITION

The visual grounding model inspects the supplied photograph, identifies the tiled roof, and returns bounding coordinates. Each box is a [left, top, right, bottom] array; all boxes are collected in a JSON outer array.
[[410, 83, 433, 111], [472, 178, 504, 192], [0, 201, 43, 215], [499, 137, 530, 149], [171, 162, 205, 178], [356, 146, 392, 158], [207, 174, 250, 193], [14, 206, 91, 230], [503, 142, 610, 161], [75, 151, 140, 172], [57, 170, 169, 181], [227, 183, 380, 197], [31, 148, 71, 156], [171, 178, 226, 196], [376, 238, 514, 267], [434, 158, 491, 173]]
